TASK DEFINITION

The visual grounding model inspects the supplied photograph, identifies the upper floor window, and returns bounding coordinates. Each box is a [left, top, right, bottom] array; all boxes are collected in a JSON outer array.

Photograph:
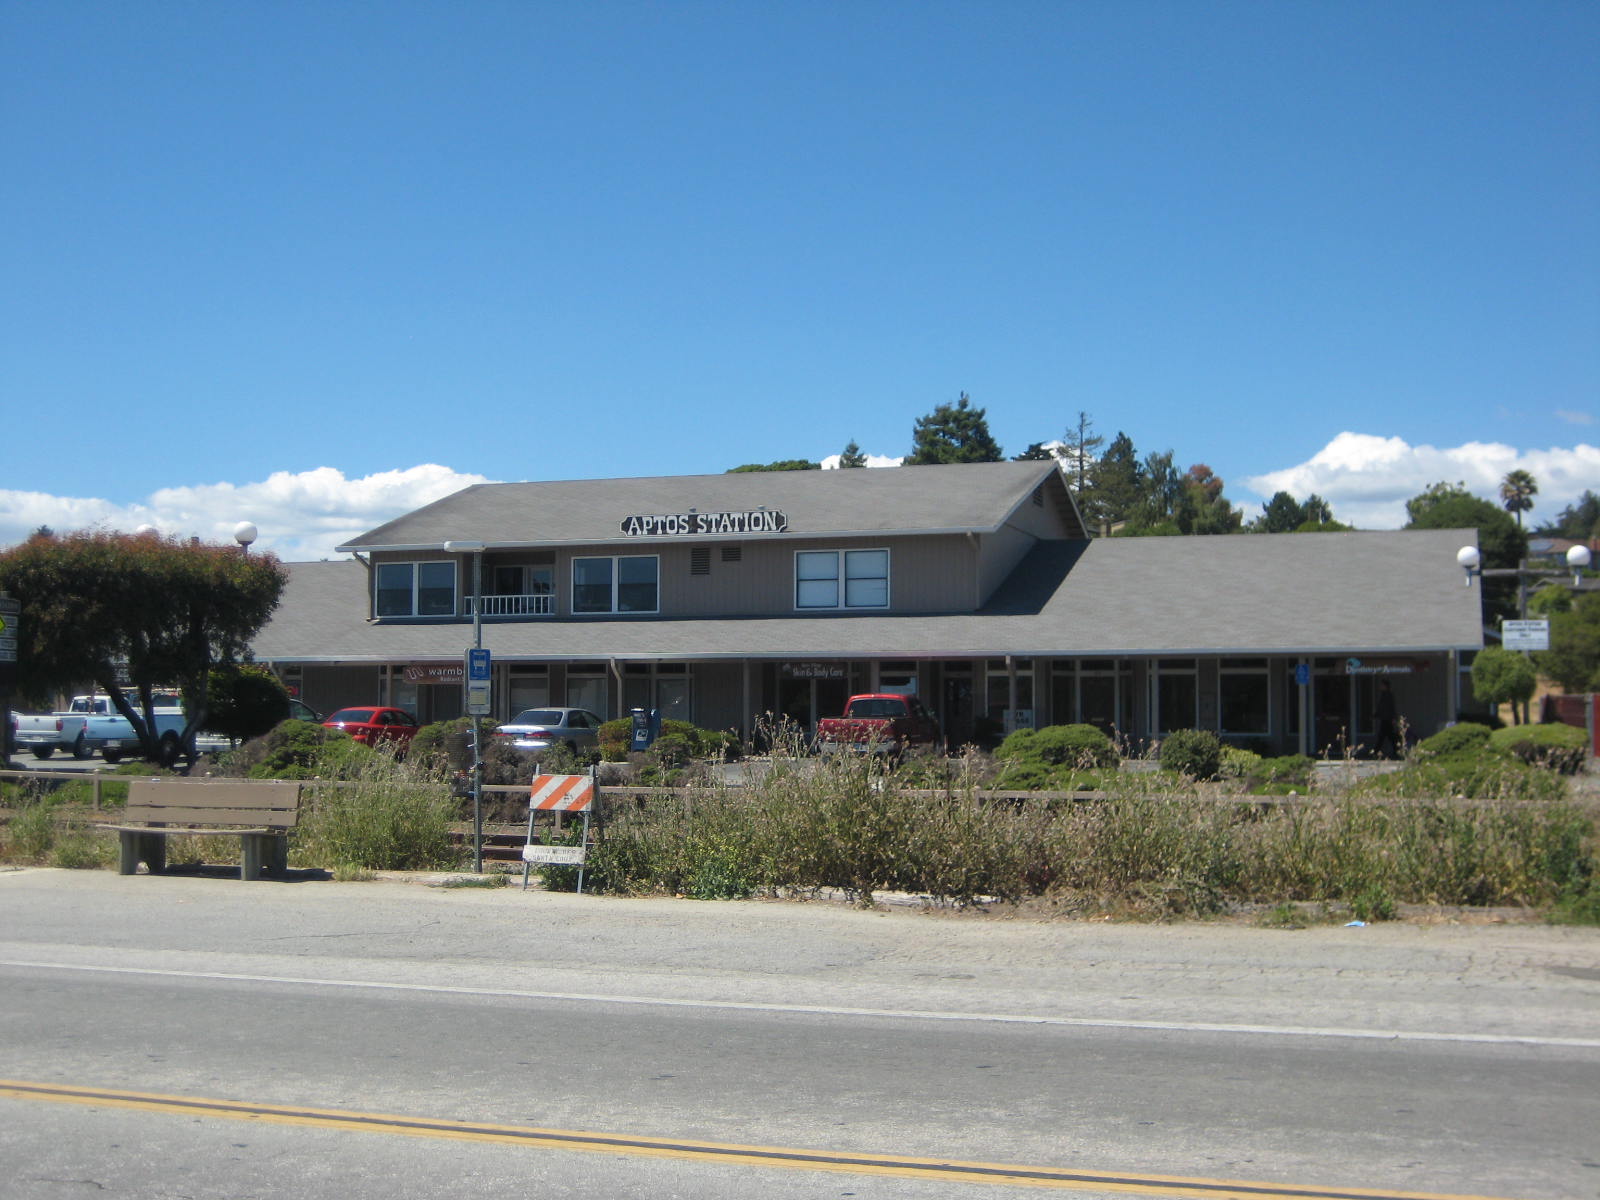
[[375, 561, 456, 617], [573, 555, 659, 614], [796, 549, 889, 610]]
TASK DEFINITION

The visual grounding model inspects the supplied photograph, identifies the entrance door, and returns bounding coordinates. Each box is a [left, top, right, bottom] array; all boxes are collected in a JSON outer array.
[[1314, 675, 1351, 757], [942, 676, 974, 746]]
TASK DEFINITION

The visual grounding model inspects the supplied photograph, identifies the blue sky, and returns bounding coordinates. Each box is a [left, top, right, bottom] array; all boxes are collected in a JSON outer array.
[[3, 0, 1596, 560]]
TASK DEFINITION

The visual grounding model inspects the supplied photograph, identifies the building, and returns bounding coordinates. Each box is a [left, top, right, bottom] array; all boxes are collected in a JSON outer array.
[[249, 460, 1485, 755]]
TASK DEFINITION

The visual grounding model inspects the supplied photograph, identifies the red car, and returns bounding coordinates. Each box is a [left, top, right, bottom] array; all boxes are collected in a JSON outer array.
[[322, 706, 420, 751]]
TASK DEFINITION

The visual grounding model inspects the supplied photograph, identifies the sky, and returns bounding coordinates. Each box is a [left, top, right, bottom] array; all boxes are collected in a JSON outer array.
[[2, 0, 1595, 561]]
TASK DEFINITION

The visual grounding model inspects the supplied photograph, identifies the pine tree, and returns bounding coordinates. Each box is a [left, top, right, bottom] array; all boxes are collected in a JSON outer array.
[[905, 393, 1004, 464]]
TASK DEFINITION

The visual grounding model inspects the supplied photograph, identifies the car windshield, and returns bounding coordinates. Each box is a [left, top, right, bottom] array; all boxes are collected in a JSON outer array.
[[510, 709, 563, 725], [328, 708, 377, 723]]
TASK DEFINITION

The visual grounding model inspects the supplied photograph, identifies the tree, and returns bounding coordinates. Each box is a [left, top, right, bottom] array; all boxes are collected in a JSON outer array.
[[1536, 592, 1600, 693], [1404, 483, 1527, 568], [904, 393, 1003, 464], [1499, 469, 1538, 527], [1059, 411, 1103, 494], [727, 460, 820, 472], [1012, 442, 1057, 461], [1469, 645, 1538, 725], [1255, 491, 1306, 533], [1082, 431, 1144, 532], [203, 662, 291, 744], [0, 530, 288, 762], [837, 441, 867, 468], [1535, 490, 1600, 541], [1180, 464, 1242, 535]]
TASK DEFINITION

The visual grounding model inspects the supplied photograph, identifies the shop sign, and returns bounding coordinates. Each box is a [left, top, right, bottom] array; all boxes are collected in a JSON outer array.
[[620, 509, 788, 537], [781, 662, 848, 680], [1344, 657, 1423, 676], [1502, 619, 1549, 651], [404, 664, 464, 684]]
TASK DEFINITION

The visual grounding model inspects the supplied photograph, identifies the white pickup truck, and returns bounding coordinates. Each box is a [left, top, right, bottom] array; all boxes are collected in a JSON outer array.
[[9, 694, 188, 763]]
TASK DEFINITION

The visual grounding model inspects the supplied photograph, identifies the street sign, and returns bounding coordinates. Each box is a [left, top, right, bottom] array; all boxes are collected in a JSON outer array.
[[0, 598, 18, 663], [521, 844, 586, 865], [1502, 619, 1550, 651], [464, 648, 491, 716]]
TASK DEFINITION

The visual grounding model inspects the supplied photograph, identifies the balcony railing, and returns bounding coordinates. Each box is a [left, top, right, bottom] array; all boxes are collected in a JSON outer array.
[[466, 593, 554, 617]]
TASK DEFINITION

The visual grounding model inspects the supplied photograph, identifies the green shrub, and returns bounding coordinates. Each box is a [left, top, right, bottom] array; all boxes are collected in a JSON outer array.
[[294, 759, 458, 870], [1220, 746, 1261, 781], [1031, 724, 1119, 768], [1489, 723, 1589, 774], [409, 718, 475, 771], [1247, 754, 1315, 795], [1416, 722, 1494, 759], [1159, 729, 1223, 781]]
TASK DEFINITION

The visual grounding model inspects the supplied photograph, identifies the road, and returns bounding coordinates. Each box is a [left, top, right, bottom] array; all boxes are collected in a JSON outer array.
[[1, 868, 1597, 1199]]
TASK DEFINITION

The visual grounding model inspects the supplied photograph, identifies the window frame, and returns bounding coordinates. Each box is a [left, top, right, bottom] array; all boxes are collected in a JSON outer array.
[[374, 560, 457, 618], [794, 548, 890, 611], [571, 554, 660, 615]]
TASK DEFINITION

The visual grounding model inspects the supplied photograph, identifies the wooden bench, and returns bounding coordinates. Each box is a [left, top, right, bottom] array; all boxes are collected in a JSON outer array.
[[103, 778, 305, 880]]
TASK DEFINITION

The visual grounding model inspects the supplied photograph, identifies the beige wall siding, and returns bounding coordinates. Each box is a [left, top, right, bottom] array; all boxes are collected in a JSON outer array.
[[373, 534, 983, 620]]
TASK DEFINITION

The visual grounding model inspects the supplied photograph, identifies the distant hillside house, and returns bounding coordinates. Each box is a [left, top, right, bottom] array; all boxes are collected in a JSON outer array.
[[249, 460, 1485, 756]]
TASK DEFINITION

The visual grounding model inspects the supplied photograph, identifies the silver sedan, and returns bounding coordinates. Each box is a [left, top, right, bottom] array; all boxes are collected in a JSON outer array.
[[490, 707, 606, 753]]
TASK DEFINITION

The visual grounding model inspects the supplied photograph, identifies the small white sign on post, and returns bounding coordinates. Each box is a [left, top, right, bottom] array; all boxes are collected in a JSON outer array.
[[521, 844, 586, 865], [1502, 619, 1550, 651]]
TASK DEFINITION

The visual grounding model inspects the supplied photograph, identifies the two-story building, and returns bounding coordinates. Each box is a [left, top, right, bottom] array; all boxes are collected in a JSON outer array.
[[249, 459, 1486, 755]]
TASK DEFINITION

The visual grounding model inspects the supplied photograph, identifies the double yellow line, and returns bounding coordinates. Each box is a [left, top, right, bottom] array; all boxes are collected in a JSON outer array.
[[0, 1079, 1520, 1200]]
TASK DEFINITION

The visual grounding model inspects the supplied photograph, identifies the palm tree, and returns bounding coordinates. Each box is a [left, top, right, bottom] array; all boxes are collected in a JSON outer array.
[[1499, 469, 1538, 527]]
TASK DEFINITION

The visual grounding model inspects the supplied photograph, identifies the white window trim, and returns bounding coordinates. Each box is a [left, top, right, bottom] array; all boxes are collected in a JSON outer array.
[[571, 554, 660, 615], [375, 559, 456, 618], [794, 547, 890, 611]]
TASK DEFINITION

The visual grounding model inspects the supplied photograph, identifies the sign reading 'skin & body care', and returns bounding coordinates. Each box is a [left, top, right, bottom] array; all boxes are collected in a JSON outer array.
[[620, 510, 789, 536]]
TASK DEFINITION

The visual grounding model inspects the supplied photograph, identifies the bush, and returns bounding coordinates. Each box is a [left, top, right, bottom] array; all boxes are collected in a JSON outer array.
[[1030, 724, 1118, 768], [1246, 754, 1315, 795], [1415, 722, 1493, 759], [409, 718, 475, 772], [294, 759, 458, 870], [1159, 729, 1223, 781], [1489, 723, 1589, 774]]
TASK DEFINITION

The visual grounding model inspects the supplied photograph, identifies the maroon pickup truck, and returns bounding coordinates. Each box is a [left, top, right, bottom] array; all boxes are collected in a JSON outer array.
[[815, 694, 942, 756]]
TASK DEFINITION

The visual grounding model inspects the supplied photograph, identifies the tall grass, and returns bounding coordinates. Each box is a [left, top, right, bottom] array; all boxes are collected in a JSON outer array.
[[580, 755, 1596, 915], [293, 752, 460, 871]]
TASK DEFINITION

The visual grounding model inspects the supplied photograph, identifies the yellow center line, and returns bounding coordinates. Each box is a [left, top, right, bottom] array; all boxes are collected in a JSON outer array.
[[0, 1079, 1525, 1200]]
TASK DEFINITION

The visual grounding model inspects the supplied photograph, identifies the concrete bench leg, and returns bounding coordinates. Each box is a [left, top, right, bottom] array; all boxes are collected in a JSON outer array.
[[241, 834, 267, 881], [119, 831, 166, 875], [267, 834, 289, 876]]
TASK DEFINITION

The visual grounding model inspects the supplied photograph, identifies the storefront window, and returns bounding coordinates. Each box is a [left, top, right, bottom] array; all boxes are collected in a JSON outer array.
[[1156, 659, 1197, 733], [1219, 659, 1270, 735]]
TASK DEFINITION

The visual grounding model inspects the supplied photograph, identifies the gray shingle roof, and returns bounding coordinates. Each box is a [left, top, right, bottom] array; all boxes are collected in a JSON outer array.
[[338, 460, 1084, 550], [254, 528, 1484, 663]]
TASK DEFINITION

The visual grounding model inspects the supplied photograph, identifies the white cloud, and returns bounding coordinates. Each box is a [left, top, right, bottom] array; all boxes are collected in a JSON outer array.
[[1244, 433, 1600, 530], [1555, 409, 1594, 426], [820, 452, 904, 469], [0, 465, 492, 561]]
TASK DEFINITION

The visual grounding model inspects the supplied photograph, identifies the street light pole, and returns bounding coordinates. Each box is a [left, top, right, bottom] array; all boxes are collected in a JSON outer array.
[[445, 540, 487, 873]]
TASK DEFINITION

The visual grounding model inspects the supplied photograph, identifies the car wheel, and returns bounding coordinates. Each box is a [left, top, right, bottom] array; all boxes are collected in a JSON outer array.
[[72, 732, 92, 760], [158, 732, 182, 767], [31, 746, 54, 760], [102, 749, 123, 764]]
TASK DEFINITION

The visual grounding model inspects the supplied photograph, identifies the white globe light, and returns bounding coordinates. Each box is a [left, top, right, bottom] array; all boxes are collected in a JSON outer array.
[[233, 521, 259, 547], [1455, 546, 1481, 570], [1568, 545, 1592, 571]]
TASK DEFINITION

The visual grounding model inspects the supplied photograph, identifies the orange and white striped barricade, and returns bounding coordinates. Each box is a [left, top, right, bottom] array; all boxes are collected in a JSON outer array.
[[521, 769, 597, 893]]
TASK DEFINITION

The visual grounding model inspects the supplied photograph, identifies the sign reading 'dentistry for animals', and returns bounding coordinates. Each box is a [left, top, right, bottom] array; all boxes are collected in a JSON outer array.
[[620, 509, 788, 536]]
